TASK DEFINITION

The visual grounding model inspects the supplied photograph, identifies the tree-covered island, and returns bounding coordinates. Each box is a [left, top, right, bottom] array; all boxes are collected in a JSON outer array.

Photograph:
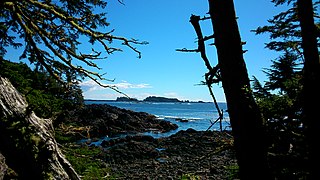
[[114, 96, 207, 103]]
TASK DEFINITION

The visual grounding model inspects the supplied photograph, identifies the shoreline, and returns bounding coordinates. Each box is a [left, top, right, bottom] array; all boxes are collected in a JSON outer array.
[[56, 103, 237, 179], [76, 129, 237, 179]]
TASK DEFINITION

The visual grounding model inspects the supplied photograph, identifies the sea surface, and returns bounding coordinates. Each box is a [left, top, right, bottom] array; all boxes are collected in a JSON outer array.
[[85, 100, 231, 138]]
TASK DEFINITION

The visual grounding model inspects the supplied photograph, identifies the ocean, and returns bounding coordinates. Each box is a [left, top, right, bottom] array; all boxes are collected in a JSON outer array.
[[85, 100, 231, 138]]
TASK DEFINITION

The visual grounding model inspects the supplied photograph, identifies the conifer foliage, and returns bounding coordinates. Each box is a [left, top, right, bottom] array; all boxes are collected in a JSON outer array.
[[252, 0, 319, 178], [1, 0, 146, 87]]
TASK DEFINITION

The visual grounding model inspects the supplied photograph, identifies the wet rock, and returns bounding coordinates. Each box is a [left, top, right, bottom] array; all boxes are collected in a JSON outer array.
[[103, 130, 237, 179]]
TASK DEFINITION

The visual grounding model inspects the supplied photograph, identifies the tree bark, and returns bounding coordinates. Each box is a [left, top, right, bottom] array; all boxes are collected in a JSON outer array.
[[297, 0, 320, 179], [208, 0, 271, 179], [0, 76, 80, 179]]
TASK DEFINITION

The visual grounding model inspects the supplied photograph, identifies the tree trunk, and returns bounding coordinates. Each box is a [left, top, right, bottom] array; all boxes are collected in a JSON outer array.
[[297, 0, 320, 179], [208, 0, 271, 179], [0, 76, 80, 179]]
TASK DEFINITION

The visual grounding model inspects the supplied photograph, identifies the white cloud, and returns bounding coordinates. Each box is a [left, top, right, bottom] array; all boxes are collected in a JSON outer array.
[[113, 81, 152, 89], [80, 80, 152, 92]]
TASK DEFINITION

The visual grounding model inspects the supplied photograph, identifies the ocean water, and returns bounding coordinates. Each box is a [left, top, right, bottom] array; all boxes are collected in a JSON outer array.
[[85, 100, 231, 138]]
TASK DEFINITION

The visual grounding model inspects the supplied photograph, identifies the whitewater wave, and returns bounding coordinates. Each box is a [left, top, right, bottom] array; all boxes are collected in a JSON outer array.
[[156, 115, 204, 121]]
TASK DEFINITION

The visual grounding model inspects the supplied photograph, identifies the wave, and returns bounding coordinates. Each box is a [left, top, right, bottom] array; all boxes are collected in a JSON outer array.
[[157, 115, 204, 121]]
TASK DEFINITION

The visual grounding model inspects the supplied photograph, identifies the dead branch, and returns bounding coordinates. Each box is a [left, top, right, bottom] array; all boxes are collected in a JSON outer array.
[[176, 48, 199, 52], [190, 14, 213, 72], [189, 14, 224, 131]]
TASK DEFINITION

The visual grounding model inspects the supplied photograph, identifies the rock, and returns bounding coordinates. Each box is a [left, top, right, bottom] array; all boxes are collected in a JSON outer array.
[[60, 104, 178, 139], [102, 130, 237, 179], [175, 118, 189, 122], [180, 119, 189, 123]]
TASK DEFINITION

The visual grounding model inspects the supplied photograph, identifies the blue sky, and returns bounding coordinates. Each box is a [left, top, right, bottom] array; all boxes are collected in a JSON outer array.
[[5, 0, 289, 102], [80, 0, 287, 102]]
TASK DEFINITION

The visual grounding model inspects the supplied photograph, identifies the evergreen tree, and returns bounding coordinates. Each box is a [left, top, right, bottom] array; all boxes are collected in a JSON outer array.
[[253, 0, 319, 178], [296, 0, 320, 178], [0, 1, 145, 178]]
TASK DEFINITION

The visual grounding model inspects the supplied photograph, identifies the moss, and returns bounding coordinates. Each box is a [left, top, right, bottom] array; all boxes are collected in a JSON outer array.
[[225, 164, 240, 180], [181, 173, 202, 180], [30, 135, 41, 146], [62, 145, 115, 179]]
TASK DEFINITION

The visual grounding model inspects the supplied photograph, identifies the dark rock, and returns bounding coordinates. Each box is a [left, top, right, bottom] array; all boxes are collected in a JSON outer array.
[[60, 104, 178, 139], [102, 130, 237, 179], [180, 119, 189, 123]]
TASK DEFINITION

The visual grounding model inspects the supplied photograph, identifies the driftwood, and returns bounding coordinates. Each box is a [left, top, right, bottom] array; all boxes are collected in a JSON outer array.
[[0, 76, 80, 179]]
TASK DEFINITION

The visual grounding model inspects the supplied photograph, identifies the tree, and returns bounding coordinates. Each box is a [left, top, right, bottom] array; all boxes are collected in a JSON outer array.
[[0, 0, 145, 178], [263, 52, 302, 98], [1, 0, 146, 88], [208, 0, 271, 178], [254, 0, 319, 178], [296, 0, 320, 178], [178, 0, 271, 178], [252, 56, 305, 178], [0, 59, 84, 119]]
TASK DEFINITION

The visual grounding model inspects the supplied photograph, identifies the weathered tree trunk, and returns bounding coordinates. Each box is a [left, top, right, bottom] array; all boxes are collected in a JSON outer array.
[[0, 153, 7, 179], [0, 76, 80, 179], [297, 0, 320, 179], [208, 0, 271, 179]]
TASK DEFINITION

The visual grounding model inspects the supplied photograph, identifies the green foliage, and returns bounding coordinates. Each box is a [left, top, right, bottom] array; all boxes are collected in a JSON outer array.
[[63, 145, 114, 180], [181, 173, 202, 180], [254, 0, 319, 61], [257, 94, 294, 120], [54, 128, 78, 144], [0, 59, 84, 118], [0, 59, 33, 93], [225, 164, 240, 180], [251, 0, 320, 178]]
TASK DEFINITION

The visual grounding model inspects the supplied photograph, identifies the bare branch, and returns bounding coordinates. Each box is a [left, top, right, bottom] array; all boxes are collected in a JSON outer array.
[[118, 0, 125, 5], [176, 48, 199, 52], [203, 34, 215, 41], [189, 14, 213, 71], [178, 13, 224, 132]]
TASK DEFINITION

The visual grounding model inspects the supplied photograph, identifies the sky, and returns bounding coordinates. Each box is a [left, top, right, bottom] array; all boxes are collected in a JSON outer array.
[[5, 0, 290, 102], [79, 0, 288, 102]]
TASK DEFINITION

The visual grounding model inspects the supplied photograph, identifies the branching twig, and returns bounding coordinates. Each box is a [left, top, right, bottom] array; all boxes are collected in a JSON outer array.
[[176, 48, 199, 52], [190, 14, 213, 72], [177, 14, 225, 131], [5, 0, 148, 96]]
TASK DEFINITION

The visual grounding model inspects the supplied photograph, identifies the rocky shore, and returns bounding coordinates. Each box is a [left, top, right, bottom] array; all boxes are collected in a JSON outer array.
[[99, 129, 238, 179], [63, 104, 238, 179], [60, 104, 178, 138], [1, 104, 238, 179]]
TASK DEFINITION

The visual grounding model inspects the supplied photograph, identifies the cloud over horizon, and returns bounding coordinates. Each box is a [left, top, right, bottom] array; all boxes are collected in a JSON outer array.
[[80, 80, 188, 101], [80, 79, 152, 93]]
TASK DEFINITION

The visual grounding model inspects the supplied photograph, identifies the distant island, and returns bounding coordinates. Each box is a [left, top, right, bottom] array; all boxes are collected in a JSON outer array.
[[143, 96, 180, 102], [114, 96, 207, 103], [85, 96, 209, 103], [116, 97, 139, 102]]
